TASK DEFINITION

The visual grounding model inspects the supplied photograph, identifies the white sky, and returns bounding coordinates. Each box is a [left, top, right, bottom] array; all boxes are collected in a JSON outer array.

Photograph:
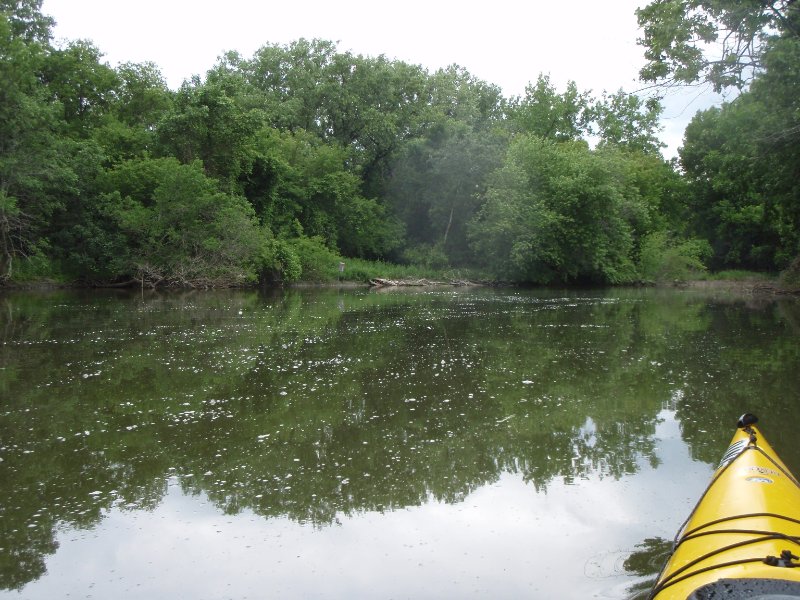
[[41, 0, 727, 158]]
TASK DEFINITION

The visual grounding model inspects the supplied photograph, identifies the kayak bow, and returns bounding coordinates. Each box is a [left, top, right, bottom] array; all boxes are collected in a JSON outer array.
[[649, 413, 800, 599]]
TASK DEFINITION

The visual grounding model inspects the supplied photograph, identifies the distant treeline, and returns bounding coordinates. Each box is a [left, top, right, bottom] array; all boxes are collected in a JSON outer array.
[[1, 1, 798, 287]]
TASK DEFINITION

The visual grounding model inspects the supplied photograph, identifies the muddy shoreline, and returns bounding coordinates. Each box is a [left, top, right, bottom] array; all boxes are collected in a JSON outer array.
[[674, 279, 800, 297]]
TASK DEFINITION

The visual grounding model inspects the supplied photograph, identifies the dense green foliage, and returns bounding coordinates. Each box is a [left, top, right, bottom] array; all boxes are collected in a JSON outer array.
[[638, 0, 799, 273], [474, 140, 631, 283], [0, 1, 797, 286], [636, 0, 796, 91]]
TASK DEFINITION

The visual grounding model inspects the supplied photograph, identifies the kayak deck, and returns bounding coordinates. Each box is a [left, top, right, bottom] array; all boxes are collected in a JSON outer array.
[[650, 415, 800, 599]]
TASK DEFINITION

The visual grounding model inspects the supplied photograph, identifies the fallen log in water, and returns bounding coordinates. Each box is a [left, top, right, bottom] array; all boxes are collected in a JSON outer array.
[[368, 278, 482, 288]]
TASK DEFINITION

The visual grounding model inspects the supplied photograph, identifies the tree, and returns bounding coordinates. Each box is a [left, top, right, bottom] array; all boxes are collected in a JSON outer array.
[[680, 68, 798, 270], [428, 64, 505, 132], [319, 51, 435, 198], [470, 137, 640, 284], [244, 127, 399, 259], [386, 120, 505, 265], [749, 34, 800, 265], [591, 90, 665, 155], [0, 0, 53, 44], [103, 158, 264, 287], [241, 40, 436, 197], [636, 0, 799, 91], [91, 62, 173, 164], [505, 75, 592, 140], [0, 3, 68, 280], [157, 77, 265, 188], [383, 64, 508, 266], [638, 1, 800, 272], [40, 39, 120, 134], [113, 61, 172, 128], [242, 38, 339, 133]]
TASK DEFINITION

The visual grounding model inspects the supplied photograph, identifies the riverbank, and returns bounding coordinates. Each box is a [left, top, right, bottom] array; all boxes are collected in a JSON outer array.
[[673, 279, 800, 297], [2, 272, 798, 296]]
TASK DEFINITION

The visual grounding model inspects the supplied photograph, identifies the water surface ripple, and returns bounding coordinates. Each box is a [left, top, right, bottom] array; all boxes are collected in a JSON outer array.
[[1, 287, 798, 598]]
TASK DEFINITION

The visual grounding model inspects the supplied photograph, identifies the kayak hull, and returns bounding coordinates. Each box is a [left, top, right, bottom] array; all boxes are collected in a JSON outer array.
[[650, 419, 800, 599]]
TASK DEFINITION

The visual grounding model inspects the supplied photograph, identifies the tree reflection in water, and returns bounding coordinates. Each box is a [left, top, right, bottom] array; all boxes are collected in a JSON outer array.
[[1, 288, 798, 596]]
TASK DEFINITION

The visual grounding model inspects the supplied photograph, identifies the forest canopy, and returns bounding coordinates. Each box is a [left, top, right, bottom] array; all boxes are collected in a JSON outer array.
[[0, 0, 797, 287]]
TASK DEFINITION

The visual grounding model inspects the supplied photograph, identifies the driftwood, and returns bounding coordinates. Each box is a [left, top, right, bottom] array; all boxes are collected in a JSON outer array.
[[369, 278, 481, 288], [752, 283, 800, 296], [90, 279, 139, 289]]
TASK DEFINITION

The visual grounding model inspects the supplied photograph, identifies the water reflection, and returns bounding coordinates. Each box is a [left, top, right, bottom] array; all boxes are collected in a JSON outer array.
[[623, 537, 674, 599], [1, 288, 799, 598]]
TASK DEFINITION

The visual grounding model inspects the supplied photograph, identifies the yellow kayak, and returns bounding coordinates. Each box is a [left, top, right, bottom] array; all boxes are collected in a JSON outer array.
[[649, 414, 800, 599]]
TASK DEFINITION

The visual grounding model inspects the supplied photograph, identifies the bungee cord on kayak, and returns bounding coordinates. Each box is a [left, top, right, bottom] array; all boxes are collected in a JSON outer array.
[[650, 536, 800, 597], [682, 513, 800, 540], [648, 414, 800, 599], [669, 416, 800, 551]]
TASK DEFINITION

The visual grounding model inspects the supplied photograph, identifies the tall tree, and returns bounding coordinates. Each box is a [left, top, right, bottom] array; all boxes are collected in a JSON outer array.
[[505, 75, 592, 141], [470, 137, 641, 284], [40, 39, 119, 134], [0, 1, 66, 280], [679, 35, 800, 270], [591, 90, 665, 155], [113, 61, 172, 128], [386, 121, 505, 265], [241, 40, 436, 197], [428, 64, 505, 131], [317, 51, 435, 198], [93, 61, 173, 163], [0, 0, 52, 43], [385, 66, 506, 265], [636, 0, 799, 90], [638, 0, 800, 273], [242, 38, 340, 133], [751, 34, 800, 265], [157, 76, 264, 188], [244, 127, 398, 258]]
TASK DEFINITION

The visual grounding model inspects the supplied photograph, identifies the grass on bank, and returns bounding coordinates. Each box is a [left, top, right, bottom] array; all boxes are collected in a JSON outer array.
[[696, 270, 775, 282], [322, 257, 486, 284], [276, 235, 488, 284]]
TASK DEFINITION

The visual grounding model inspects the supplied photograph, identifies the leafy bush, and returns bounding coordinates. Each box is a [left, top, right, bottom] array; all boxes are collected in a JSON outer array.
[[470, 137, 640, 284], [108, 158, 263, 287], [258, 238, 302, 283], [401, 243, 450, 269], [638, 231, 711, 282], [287, 236, 341, 282], [7, 244, 57, 282]]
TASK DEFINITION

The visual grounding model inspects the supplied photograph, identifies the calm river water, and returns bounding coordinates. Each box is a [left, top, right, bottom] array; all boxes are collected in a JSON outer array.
[[1, 286, 799, 599]]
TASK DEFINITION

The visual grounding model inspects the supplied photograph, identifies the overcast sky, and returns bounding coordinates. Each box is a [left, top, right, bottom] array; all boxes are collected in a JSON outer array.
[[41, 0, 728, 158]]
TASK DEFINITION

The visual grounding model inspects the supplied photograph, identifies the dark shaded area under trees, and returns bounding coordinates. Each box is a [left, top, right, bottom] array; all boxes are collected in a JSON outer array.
[[0, 0, 798, 288]]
